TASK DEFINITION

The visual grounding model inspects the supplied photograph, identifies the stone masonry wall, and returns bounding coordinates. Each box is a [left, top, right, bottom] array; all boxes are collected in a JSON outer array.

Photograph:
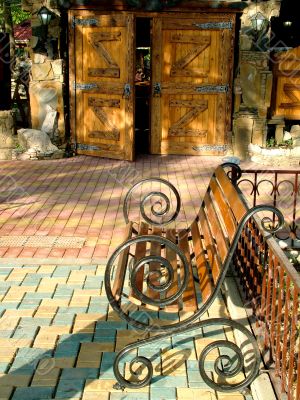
[[22, 0, 65, 141], [0, 111, 15, 160], [233, 0, 281, 159]]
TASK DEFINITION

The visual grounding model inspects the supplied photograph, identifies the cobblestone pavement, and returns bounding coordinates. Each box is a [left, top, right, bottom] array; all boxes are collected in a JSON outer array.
[[0, 263, 254, 400]]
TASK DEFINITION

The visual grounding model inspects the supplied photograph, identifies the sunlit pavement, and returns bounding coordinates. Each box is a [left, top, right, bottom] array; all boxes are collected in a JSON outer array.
[[0, 155, 226, 261], [0, 154, 287, 399], [0, 263, 254, 400]]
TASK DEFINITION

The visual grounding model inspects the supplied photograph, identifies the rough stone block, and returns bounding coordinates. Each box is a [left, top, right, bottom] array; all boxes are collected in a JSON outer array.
[[0, 110, 15, 160], [52, 59, 63, 77], [31, 62, 53, 81], [233, 117, 253, 159], [29, 80, 65, 139], [17, 128, 59, 154]]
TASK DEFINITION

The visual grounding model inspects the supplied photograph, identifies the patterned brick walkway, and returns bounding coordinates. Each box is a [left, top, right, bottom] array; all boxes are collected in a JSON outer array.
[[0, 154, 293, 262], [0, 155, 226, 261], [0, 263, 254, 400], [0, 155, 286, 399]]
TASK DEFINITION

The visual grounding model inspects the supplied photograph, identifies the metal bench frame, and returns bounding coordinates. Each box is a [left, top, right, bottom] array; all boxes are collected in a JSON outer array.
[[105, 163, 284, 392]]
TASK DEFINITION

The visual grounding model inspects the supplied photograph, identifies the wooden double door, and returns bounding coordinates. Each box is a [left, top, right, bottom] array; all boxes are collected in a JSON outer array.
[[70, 11, 236, 161]]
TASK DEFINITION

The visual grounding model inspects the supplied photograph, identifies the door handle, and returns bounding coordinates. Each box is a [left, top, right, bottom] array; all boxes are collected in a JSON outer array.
[[123, 83, 131, 99], [153, 82, 161, 97]]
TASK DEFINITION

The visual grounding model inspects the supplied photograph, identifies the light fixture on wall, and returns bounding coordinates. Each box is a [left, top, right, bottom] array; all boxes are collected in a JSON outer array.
[[35, 6, 54, 54], [250, 11, 268, 33], [283, 20, 292, 27], [38, 6, 53, 26]]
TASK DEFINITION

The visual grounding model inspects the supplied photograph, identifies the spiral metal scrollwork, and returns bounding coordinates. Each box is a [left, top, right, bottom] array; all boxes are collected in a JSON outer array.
[[248, 205, 285, 234], [221, 162, 242, 183], [112, 318, 260, 391], [114, 344, 154, 390], [198, 319, 260, 392], [123, 178, 181, 226], [105, 235, 190, 330]]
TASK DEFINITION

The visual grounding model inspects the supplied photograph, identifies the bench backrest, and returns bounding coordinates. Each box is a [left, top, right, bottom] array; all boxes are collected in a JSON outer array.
[[191, 166, 248, 301], [108, 164, 250, 314]]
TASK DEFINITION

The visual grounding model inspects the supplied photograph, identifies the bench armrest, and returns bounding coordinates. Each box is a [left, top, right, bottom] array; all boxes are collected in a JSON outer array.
[[123, 178, 181, 226]]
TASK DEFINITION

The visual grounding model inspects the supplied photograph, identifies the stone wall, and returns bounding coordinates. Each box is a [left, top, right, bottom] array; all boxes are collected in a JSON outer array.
[[0, 111, 15, 160], [232, 0, 281, 159], [22, 0, 65, 142]]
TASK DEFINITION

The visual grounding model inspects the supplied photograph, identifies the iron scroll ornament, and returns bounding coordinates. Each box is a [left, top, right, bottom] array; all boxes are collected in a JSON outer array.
[[105, 235, 190, 309], [105, 166, 285, 390], [105, 204, 285, 333], [107, 206, 284, 391], [112, 318, 260, 391], [123, 177, 181, 226]]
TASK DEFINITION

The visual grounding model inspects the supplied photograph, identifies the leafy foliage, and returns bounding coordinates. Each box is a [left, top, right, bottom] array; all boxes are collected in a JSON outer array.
[[11, 4, 31, 25], [0, 1, 31, 30]]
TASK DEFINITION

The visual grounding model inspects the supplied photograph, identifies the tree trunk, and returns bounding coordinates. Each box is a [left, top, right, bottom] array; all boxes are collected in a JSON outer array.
[[3, 1, 16, 69]]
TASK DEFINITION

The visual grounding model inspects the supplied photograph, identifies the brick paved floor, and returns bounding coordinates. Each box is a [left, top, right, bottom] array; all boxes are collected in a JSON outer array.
[[0, 155, 286, 399], [0, 263, 254, 400], [0, 155, 226, 261], [3, 153, 293, 263], [0, 154, 294, 261]]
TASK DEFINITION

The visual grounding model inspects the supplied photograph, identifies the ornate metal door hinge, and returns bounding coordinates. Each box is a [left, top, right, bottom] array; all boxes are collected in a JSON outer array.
[[72, 17, 98, 28], [123, 83, 131, 99], [73, 82, 98, 91], [193, 21, 233, 30], [153, 82, 161, 97], [194, 84, 229, 94], [77, 143, 101, 151]]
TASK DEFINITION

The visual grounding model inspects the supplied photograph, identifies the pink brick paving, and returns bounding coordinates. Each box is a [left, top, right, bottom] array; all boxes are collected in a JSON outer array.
[[0, 154, 294, 261]]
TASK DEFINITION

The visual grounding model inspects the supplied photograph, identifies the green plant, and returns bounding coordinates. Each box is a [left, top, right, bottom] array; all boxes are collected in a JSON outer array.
[[266, 137, 277, 148], [11, 5, 31, 25], [14, 141, 23, 151]]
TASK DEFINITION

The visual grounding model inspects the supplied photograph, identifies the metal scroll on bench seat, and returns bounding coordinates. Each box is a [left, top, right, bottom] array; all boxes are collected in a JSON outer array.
[[104, 163, 285, 392]]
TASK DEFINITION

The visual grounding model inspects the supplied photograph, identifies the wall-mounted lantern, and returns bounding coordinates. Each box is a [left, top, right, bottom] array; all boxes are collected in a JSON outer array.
[[38, 6, 53, 26], [35, 6, 54, 54], [250, 11, 268, 33]]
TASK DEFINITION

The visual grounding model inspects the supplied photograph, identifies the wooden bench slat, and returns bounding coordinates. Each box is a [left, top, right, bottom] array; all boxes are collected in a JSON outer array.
[[178, 230, 198, 312], [209, 176, 237, 242], [129, 221, 149, 305], [203, 191, 229, 263], [215, 167, 247, 223], [146, 226, 162, 310], [191, 220, 213, 303], [112, 222, 133, 300], [165, 229, 181, 312], [198, 207, 221, 285]]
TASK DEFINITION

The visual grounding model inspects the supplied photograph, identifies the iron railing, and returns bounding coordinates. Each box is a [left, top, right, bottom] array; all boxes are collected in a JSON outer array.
[[234, 169, 300, 400], [237, 169, 300, 246]]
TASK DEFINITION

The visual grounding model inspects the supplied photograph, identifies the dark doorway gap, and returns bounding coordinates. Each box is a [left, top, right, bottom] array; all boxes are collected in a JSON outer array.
[[135, 17, 151, 156]]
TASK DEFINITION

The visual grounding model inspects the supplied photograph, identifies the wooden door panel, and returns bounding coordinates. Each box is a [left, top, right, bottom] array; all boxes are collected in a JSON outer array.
[[72, 12, 134, 161], [168, 98, 208, 137], [151, 14, 235, 156], [272, 46, 300, 119], [170, 34, 211, 78]]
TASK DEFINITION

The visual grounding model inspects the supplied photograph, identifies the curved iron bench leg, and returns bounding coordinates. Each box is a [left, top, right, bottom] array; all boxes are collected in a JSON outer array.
[[112, 318, 260, 392]]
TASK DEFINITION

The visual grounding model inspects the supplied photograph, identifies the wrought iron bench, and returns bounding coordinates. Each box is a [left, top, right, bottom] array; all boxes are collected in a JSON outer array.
[[105, 163, 284, 392]]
